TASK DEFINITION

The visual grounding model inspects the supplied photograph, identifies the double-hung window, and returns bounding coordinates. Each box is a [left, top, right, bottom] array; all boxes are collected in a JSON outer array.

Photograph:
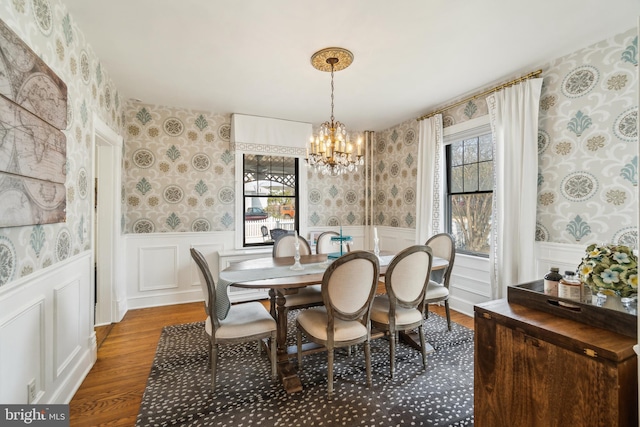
[[445, 132, 493, 256], [242, 154, 299, 247]]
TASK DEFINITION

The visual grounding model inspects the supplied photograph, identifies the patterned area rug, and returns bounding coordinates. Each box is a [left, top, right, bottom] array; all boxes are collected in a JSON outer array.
[[136, 311, 474, 426]]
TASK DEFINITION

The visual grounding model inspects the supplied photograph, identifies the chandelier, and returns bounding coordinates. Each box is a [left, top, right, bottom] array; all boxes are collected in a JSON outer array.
[[305, 47, 364, 176]]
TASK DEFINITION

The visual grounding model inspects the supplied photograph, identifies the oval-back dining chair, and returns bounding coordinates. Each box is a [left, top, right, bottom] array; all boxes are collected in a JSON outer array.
[[424, 233, 456, 331], [316, 231, 351, 255], [296, 251, 380, 400], [190, 247, 277, 393], [272, 233, 311, 257], [269, 232, 322, 320], [370, 245, 433, 377]]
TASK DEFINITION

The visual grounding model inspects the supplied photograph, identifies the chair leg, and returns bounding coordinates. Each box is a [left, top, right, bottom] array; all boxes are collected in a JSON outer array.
[[327, 348, 334, 401], [296, 328, 303, 368], [211, 343, 217, 392], [268, 289, 276, 319], [418, 325, 427, 370], [270, 332, 277, 380], [257, 340, 262, 354], [425, 303, 430, 319], [389, 329, 396, 378], [445, 300, 451, 331], [364, 340, 372, 388]]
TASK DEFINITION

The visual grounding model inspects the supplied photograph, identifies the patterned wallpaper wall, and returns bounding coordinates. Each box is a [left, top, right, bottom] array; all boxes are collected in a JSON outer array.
[[123, 104, 368, 233], [0, 0, 123, 287], [372, 119, 419, 228], [536, 29, 638, 246], [123, 104, 235, 233], [373, 28, 638, 248], [306, 167, 367, 228]]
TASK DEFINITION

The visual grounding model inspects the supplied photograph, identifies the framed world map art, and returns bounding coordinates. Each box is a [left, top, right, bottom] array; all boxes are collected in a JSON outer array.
[[0, 19, 68, 228]]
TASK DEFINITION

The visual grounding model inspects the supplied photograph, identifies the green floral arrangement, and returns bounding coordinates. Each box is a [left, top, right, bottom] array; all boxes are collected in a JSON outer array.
[[578, 244, 638, 297]]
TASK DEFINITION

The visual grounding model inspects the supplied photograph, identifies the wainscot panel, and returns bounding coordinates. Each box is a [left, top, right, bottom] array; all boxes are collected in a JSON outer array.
[[0, 253, 94, 404], [125, 231, 235, 309]]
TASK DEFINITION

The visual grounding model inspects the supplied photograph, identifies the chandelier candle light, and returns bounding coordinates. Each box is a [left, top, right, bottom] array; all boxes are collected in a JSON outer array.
[[306, 47, 364, 176]]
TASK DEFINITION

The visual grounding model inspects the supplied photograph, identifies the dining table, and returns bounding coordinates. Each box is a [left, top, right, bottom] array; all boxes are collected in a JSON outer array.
[[219, 251, 449, 393]]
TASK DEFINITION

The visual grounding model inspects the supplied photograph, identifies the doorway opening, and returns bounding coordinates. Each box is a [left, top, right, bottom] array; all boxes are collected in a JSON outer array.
[[92, 117, 123, 326]]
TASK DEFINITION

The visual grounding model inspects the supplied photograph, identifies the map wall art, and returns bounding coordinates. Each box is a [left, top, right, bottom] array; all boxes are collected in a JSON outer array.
[[0, 18, 67, 227]]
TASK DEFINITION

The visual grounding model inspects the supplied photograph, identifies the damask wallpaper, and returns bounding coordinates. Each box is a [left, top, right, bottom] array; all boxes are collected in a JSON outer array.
[[537, 28, 637, 246], [122, 103, 368, 232], [372, 119, 420, 228], [373, 28, 638, 249], [123, 104, 235, 233], [0, 0, 123, 287], [306, 166, 367, 227]]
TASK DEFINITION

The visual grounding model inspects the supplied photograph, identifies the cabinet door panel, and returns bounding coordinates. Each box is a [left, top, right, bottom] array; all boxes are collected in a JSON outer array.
[[475, 316, 621, 427]]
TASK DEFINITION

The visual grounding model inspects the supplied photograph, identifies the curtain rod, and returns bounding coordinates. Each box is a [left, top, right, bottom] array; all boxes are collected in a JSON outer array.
[[416, 69, 543, 122]]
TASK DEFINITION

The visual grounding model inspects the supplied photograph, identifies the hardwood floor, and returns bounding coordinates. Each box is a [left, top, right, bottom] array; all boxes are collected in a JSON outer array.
[[69, 300, 473, 426], [70, 303, 207, 426]]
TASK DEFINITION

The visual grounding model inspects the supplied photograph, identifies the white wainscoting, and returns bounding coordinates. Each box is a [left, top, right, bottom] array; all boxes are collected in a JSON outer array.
[[125, 231, 236, 309], [0, 253, 94, 404], [125, 228, 367, 309], [124, 229, 586, 321], [448, 253, 491, 317], [534, 241, 585, 277]]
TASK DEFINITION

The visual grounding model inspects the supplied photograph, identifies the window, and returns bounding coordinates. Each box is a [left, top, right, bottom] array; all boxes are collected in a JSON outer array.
[[445, 132, 493, 256], [242, 154, 299, 247]]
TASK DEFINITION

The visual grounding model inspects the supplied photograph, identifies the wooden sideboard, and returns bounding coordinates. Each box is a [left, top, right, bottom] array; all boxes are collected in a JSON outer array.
[[474, 299, 638, 427]]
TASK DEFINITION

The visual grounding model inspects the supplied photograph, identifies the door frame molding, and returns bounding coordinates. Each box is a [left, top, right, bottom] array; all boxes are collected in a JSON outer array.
[[91, 115, 125, 325]]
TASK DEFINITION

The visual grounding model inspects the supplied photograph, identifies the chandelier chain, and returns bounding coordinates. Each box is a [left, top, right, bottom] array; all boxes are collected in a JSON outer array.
[[306, 47, 362, 176], [330, 62, 335, 124]]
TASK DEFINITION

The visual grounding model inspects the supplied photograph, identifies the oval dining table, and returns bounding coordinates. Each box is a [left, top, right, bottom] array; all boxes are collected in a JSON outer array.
[[223, 251, 449, 393]]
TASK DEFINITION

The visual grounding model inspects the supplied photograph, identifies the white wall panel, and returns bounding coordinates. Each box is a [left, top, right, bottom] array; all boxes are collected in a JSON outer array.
[[54, 278, 81, 379], [0, 252, 93, 404], [139, 245, 179, 291], [126, 231, 236, 308], [0, 298, 45, 404], [535, 241, 584, 277], [190, 243, 225, 288]]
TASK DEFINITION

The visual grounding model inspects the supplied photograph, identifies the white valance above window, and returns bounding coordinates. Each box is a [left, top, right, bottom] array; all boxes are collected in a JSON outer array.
[[231, 113, 311, 157]]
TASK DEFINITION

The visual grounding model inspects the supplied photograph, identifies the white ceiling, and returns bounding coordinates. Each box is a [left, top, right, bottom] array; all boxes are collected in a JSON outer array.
[[63, 0, 639, 132]]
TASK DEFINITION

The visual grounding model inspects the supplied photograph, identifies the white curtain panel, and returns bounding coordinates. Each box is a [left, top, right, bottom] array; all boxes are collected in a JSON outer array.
[[487, 78, 543, 299], [416, 114, 444, 245]]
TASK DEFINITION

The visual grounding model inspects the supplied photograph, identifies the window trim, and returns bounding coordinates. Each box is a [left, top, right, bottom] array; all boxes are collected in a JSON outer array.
[[241, 154, 300, 248], [234, 152, 307, 250], [443, 115, 492, 258]]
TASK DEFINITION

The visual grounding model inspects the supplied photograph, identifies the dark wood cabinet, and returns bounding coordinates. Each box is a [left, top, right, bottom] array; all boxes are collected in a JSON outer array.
[[474, 299, 638, 427]]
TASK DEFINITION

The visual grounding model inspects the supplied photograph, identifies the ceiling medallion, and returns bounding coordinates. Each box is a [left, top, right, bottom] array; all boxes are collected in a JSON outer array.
[[306, 47, 363, 176]]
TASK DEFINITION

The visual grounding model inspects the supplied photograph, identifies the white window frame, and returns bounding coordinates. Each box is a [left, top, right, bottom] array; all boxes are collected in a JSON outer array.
[[443, 115, 492, 257], [234, 152, 307, 250]]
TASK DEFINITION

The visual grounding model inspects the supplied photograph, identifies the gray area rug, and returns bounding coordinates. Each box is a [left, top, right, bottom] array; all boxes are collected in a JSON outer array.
[[136, 311, 474, 426]]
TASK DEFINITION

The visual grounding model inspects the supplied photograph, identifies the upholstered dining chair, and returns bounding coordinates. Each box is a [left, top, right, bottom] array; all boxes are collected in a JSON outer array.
[[316, 231, 351, 255], [272, 233, 312, 257], [424, 233, 456, 331], [270, 228, 288, 242], [296, 251, 380, 400], [190, 248, 277, 393], [270, 233, 322, 318], [370, 245, 433, 377], [261, 225, 270, 242]]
